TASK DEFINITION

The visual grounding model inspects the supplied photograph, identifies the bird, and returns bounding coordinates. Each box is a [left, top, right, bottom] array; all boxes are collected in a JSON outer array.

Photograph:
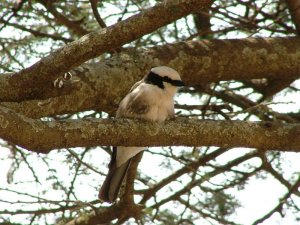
[[98, 66, 184, 203]]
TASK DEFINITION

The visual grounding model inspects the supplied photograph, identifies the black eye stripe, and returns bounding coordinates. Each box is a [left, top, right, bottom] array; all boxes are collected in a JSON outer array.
[[162, 76, 173, 83], [145, 71, 165, 89], [163, 76, 185, 86], [145, 71, 184, 89], [171, 79, 185, 86]]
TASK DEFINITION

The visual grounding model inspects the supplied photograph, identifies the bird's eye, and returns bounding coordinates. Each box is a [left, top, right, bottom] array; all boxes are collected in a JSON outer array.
[[163, 76, 172, 82]]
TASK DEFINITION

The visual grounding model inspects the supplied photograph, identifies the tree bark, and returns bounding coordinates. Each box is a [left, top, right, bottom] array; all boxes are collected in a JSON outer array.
[[0, 106, 299, 153], [2, 36, 300, 118], [0, 0, 211, 102]]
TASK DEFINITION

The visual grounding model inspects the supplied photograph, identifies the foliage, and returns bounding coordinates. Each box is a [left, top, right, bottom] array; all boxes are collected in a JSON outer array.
[[0, 0, 300, 225]]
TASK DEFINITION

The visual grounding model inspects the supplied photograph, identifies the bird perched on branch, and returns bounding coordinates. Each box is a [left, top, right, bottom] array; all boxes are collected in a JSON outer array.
[[99, 66, 184, 203]]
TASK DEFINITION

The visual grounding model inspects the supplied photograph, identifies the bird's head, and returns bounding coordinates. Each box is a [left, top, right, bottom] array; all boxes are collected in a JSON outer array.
[[145, 66, 184, 95]]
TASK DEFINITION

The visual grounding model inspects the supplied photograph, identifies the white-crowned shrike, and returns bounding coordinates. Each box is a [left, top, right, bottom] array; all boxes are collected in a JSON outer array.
[[98, 66, 184, 203]]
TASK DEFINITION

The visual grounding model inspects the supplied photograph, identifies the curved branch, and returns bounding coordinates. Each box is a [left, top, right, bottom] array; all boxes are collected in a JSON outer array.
[[2, 36, 300, 119], [89, 0, 107, 28], [0, 0, 211, 102]]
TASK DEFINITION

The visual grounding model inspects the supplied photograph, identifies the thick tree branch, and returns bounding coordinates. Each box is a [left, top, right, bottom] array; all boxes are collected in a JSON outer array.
[[3, 36, 300, 118], [252, 0, 300, 101], [0, 0, 211, 102], [0, 106, 299, 153]]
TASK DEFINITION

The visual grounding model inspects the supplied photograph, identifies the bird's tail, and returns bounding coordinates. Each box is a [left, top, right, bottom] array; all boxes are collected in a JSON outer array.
[[98, 159, 131, 203]]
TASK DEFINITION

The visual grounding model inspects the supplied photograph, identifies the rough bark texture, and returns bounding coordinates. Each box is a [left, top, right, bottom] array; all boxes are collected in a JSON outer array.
[[1, 106, 299, 153], [2, 36, 300, 118], [0, 0, 211, 102]]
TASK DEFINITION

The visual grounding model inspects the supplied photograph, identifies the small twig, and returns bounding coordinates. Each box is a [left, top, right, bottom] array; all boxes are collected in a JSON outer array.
[[66, 148, 104, 175], [0, 0, 28, 32], [89, 0, 107, 28], [252, 176, 300, 225]]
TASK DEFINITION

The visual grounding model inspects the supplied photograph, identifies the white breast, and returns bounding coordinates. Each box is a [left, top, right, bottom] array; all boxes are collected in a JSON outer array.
[[140, 83, 174, 121], [115, 83, 175, 167]]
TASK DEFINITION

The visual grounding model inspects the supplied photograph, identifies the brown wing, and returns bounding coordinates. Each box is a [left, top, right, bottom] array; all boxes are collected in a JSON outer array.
[[116, 92, 150, 118]]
